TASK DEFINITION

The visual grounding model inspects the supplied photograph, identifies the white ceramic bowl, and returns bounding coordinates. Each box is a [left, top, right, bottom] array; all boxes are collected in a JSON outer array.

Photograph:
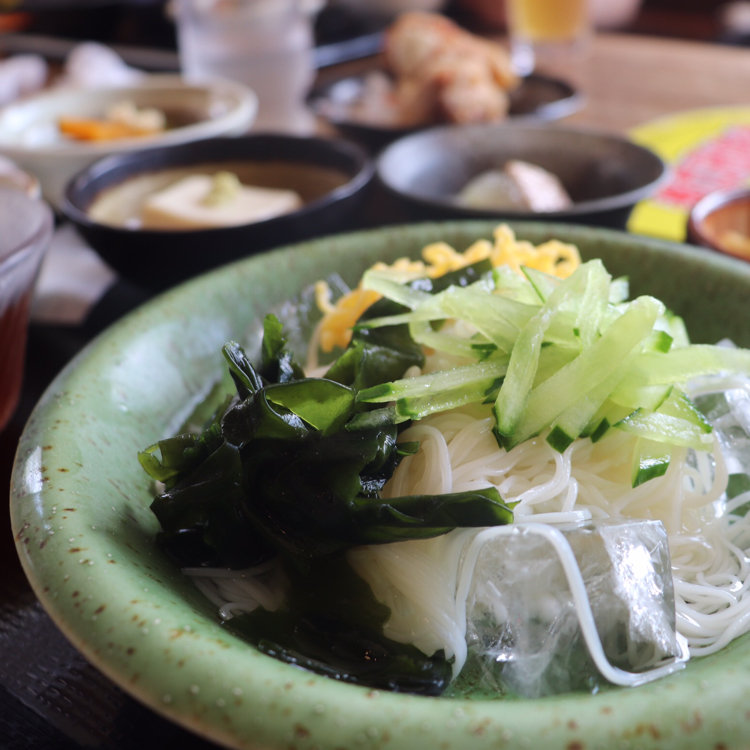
[[0, 74, 257, 206]]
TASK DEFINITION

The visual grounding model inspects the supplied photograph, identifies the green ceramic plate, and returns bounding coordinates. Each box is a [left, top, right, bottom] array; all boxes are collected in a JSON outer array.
[[11, 221, 750, 750]]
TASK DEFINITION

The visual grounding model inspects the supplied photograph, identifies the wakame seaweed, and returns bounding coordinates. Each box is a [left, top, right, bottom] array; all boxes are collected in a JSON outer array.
[[139, 260, 512, 693], [224, 555, 453, 696]]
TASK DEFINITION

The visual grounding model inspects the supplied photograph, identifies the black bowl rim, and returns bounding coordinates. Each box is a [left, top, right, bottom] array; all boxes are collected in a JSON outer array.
[[307, 71, 584, 139], [375, 121, 669, 219], [60, 134, 375, 237]]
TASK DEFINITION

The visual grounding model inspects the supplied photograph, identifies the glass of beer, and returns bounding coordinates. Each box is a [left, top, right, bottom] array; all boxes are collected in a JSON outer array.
[[506, 0, 590, 78]]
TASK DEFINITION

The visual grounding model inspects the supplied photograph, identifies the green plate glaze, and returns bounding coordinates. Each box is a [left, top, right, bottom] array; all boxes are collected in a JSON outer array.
[[11, 221, 750, 750]]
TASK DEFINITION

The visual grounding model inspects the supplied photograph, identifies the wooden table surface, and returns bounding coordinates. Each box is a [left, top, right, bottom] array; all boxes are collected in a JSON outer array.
[[566, 32, 750, 133]]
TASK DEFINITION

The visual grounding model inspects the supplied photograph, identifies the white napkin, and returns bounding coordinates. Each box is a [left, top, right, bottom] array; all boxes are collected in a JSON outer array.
[[55, 42, 146, 89], [0, 54, 48, 106], [32, 224, 117, 326]]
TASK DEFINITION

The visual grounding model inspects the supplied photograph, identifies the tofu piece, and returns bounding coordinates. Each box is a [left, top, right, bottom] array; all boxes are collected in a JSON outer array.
[[504, 159, 572, 213], [457, 169, 525, 210], [457, 160, 572, 213], [141, 174, 303, 230]]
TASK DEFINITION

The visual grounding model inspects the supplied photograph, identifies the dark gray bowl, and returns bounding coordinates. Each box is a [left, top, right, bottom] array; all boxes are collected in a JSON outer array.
[[61, 134, 374, 291], [376, 123, 668, 229]]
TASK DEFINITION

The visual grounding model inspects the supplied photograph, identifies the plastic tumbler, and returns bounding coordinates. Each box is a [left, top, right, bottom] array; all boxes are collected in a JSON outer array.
[[174, 0, 316, 134], [0, 186, 53, 431]]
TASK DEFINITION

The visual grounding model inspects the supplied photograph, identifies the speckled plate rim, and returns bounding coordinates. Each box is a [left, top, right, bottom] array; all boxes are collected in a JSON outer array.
[[10, 221, 750, 750]]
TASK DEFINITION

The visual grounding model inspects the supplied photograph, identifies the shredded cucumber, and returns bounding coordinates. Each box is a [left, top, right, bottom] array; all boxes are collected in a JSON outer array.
[[504, 296, 662, 449], [409, 320, 486, 360], [493, 261, 618, 445], [355, 257, 750, 486], [630, 437, 672, 486], [360, 359, 508, 404], [616, 390, 713, 449], [361, 269, 434, 310]]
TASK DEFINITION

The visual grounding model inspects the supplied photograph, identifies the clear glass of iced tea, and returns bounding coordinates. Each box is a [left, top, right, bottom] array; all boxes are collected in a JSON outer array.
[[0, 186, 53, 432]]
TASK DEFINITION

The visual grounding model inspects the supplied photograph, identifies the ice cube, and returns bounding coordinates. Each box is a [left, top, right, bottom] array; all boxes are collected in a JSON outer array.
[[693, 379, 750, 486], [455, 518, 685, 698]]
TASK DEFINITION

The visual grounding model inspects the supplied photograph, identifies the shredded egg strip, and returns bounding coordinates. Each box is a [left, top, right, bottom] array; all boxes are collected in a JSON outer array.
[[315, 224, 581, 353]]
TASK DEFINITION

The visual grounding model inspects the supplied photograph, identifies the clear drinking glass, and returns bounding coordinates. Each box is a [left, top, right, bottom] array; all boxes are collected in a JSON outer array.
[[0, 186, 53, 432], [174, 0, 316, 134], [506, 0, 590, 78]]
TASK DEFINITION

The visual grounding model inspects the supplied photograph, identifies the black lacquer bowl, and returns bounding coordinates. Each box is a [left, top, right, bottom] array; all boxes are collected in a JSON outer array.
[[61, 134, 374, 291]]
